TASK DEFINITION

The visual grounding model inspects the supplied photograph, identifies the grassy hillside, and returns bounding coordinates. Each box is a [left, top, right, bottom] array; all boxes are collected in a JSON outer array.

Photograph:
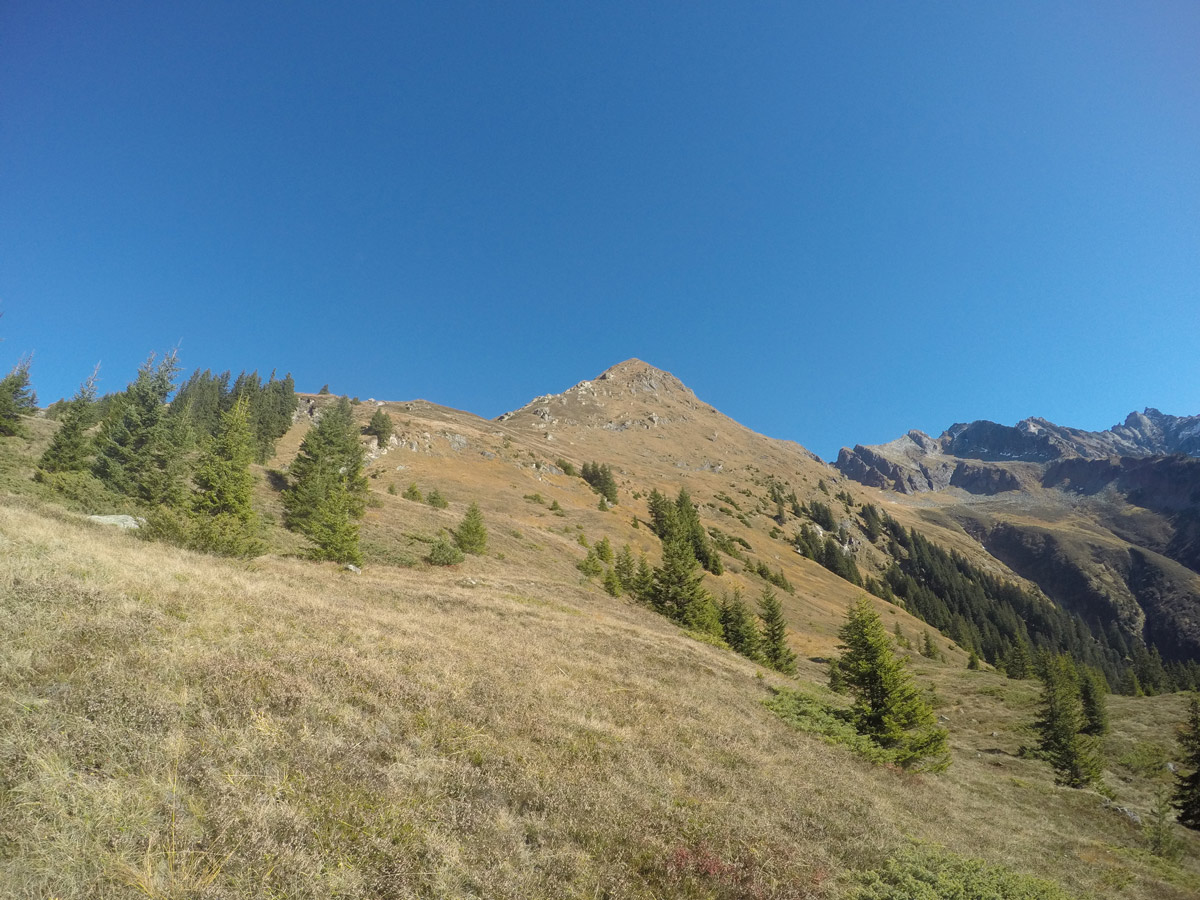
[[3, 363, 1200, 897], [2, 500, 1199, 896]]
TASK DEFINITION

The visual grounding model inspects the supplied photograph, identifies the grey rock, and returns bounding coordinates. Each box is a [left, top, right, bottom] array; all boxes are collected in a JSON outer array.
[[87, 514, 144, 530], [344, 564, 362, 574]]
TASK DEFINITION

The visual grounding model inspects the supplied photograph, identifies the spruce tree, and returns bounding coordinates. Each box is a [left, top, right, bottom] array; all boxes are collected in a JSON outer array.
[[38, 366, 99, 473], [1173, 694, 1200, 830], [1078, 666, 1110, 737], [1005, 640, 1032, 679], [614, 543, 636, 590], [603, 567, 623, 596], [92, 351, 185, 506], [831, 595, 950, 771], [189, 396, 260, 556], [366, 407, 393, 445], [282, 396, 366, 564], [633, 554, 654, 604], [453, 501, 488, 555], [758, 587, 797, 675], [595, 535, 614, 563], [651, 535, 707, 623], [720, 589, 762, 661], [682, 592, 724, 639], [921, 630, 941, 660], [0, 356, 37, 436], [1033, 654, 1103, 788]]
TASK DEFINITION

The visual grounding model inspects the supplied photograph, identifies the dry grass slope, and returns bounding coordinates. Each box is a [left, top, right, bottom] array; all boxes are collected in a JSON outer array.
[[3, 364, 1200, 898], [2, 498, 1199, 899]]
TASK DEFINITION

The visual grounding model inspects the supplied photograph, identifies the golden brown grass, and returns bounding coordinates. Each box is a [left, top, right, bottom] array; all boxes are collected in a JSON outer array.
[[3, 499, 1199, 899]]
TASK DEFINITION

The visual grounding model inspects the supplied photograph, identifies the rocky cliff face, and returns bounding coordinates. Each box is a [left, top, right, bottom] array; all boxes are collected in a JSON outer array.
[[837, 408, 1200, 496]]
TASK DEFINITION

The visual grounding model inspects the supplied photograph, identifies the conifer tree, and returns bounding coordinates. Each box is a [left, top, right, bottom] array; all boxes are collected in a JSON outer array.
[[921, 629, 941, 660], [0, 356, 37, 436], [92, 351, 185, 506], [189, 396, 260, 556], [633, 553, 654, 604], [683, 591, 724, 639], [282, 396, 366, 564], [1032, 654, 1103, 788], [595, 535, 614, 563], [1078, 666, 1110, 737], [366, 407, 393, 445], [758, 587, 797, 675], [720, 589, 762, 661], [831, 595, 950, 771], [603, 567, 623, 596], [38, 366, 99, 473], [1173, 695, 1200, 830], [647, 488, 676, 539], [1005, 640, 1032, 680], [614, 543, 636, 590], [453, 501, 488, 555], [651, 535, 707, 622], [426, 488, 449, 509], [403, 482, 423, 502]]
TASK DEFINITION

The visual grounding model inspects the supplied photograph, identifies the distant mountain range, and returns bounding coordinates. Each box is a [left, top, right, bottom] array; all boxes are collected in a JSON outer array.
[[836, 408, 1200, 495]]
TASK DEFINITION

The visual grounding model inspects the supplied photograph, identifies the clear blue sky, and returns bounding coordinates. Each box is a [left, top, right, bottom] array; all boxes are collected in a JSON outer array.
[[3, 2, 1197, 460]]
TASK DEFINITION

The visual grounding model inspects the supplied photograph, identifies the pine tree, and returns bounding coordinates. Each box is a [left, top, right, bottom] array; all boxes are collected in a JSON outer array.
[[758, 587, 797, 675], [403, 482, 423, 502], [651, 535, 707, 623], [92, 351, 185, 506], [282, 396, 366, 564], [189, 396, 260, 556], [38, 366, 99, 473], [719, 589, 762, 661], [1173, 695, 1200, 830], [427, 488, 449, 509], [366, 407, 393, 445], [453, 501, 488, 555], [0, 356, 37, 437], [1033, 654, 1103, 788], [1078, 666, 1110, 736], [967, 650, 981, 670], [831, 595, 950, 771]]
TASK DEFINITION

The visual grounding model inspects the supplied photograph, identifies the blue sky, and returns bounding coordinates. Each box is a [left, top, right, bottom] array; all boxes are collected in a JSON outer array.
[[2, 2, 1197, 460]]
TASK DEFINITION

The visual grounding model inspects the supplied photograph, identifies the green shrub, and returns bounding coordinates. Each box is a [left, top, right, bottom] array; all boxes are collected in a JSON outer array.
[[427, 488, 449, 509], [427, 539, 464, 566], [403, 483, 423, 502], [852, 843, 1072, 900]]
